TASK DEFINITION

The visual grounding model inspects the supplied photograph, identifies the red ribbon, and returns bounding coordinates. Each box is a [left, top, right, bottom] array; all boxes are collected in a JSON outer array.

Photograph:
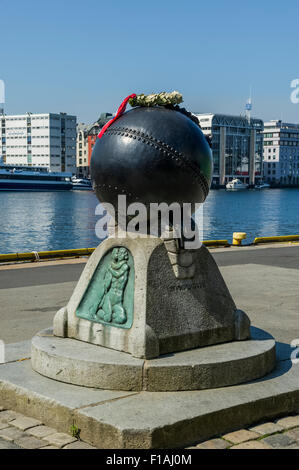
[[97, 93, 136, 139]]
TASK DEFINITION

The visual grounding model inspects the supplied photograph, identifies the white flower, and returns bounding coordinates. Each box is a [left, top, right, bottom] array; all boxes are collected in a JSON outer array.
[[130, 91, 184, 108]]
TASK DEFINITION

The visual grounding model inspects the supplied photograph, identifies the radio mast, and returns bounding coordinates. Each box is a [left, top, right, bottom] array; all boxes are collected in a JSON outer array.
[[0, 79, 4, 115], [245, 86, 252, 124]]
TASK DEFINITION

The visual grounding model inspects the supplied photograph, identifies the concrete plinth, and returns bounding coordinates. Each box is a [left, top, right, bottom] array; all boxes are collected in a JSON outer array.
[[53, 236, 250, 359], [31, 327, 275, 392], [0, 336, 297, 449]]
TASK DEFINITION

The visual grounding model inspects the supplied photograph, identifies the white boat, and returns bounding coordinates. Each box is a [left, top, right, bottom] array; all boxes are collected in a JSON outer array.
[[0, 165, 72, 191], [255, 182, 271, 189], [72, 177, 93, 190], [226, 178, 248, 190]]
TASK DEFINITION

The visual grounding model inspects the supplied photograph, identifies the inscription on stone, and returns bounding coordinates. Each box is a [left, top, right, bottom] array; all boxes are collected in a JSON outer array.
[[167, 282, 206, 291], [149, 280, 207, 291]]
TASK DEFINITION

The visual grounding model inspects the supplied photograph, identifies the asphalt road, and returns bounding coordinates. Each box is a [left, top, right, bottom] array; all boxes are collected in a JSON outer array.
[[214, 245, 299, 269], [0, 245, 298, 345], [1, 245, 298, 290]]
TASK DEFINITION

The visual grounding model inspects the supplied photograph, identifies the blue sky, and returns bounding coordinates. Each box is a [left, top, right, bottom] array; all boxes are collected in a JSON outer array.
[[1, 0, 299, 124]]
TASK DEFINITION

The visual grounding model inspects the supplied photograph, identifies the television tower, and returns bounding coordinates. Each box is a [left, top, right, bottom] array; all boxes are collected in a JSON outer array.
[[0, 79, 4, 115], [245, 87, 252, 124]]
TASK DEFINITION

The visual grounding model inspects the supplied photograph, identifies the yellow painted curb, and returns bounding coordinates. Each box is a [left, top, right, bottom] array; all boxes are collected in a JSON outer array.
[[0, 248, 95, 263], [0, 240, 231, 263], [253, 235, 299, 244], [1, 235, 297, 263], [202, 240, 230, 247]]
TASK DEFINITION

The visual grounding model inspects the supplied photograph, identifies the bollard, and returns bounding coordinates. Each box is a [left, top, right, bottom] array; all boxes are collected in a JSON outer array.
[[232, 232, 247, 246]]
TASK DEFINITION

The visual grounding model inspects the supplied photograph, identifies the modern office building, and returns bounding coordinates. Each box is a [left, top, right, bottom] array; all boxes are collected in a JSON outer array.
[[0, 112, 77, 173], [263, 120, 299, 185], [76, 113, 112, 177], [195, 113, 264, 187]]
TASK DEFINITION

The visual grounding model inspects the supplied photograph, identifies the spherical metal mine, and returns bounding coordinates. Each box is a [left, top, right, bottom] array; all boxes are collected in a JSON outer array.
[[90, 106, 213, 214]]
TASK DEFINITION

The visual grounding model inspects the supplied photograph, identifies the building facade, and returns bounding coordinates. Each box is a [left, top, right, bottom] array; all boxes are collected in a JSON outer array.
[[76, 113, 112, 177], [263, 120, 299, 185], [76, 123, 90, 177], [195, 113, 264, 187], [0, 112, 77, 173]]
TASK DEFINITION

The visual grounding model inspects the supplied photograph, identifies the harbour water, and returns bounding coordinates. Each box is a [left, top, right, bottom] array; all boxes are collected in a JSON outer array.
[[0, 189, 299, 254]]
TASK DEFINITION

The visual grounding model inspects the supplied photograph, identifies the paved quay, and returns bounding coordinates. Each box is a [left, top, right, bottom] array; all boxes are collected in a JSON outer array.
[[188, 414, 299, 449], [1, 243, 298, 346], [1, 406, 299, 449], [0, 242, 299, 449], [0, 407, 95, 449]]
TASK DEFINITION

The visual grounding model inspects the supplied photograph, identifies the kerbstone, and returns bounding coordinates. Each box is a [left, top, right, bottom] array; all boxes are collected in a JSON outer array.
[[11, 416, 42, 431], [0, 360, 136, 432], [1, 353, 299, 449], [75, 359, 299, 449], [222, 429, 260, 444]]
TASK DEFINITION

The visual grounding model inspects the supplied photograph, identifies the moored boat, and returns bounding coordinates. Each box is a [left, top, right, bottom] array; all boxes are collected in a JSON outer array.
[[0, 165, 72, 191], [255, 182, 271, 189], [71, 177, 93, 190], [226, 178, 248, 190]]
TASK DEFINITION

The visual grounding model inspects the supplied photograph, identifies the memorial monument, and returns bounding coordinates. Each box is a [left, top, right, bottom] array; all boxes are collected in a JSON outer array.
[[31, 92, 275, 395]]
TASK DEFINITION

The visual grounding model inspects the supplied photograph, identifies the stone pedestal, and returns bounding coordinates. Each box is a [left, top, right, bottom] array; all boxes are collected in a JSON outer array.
[[52, 235, 250, 359], [31, 234, 276, 393], [31, 326, 275, 392]]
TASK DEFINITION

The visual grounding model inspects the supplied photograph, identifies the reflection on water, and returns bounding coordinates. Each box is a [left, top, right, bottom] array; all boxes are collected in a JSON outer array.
[[0, 191, 99, 254], [0, 189, 299, 253], [203, 189, 299, 242]]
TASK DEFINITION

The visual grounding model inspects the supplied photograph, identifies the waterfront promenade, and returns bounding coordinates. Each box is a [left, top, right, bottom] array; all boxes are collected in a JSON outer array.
[[1, 243, 298, 346], [0, 242, 299, 449]]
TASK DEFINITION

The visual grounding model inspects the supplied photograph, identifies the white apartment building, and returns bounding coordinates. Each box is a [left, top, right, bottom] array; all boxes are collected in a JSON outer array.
[[263, 120, 299, 185], [76, 123, 90, 178], [0, 112, 77, 173]]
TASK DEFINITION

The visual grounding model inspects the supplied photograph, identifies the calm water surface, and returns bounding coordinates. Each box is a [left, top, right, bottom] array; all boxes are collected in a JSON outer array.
[[0, 189, 299, 253]]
